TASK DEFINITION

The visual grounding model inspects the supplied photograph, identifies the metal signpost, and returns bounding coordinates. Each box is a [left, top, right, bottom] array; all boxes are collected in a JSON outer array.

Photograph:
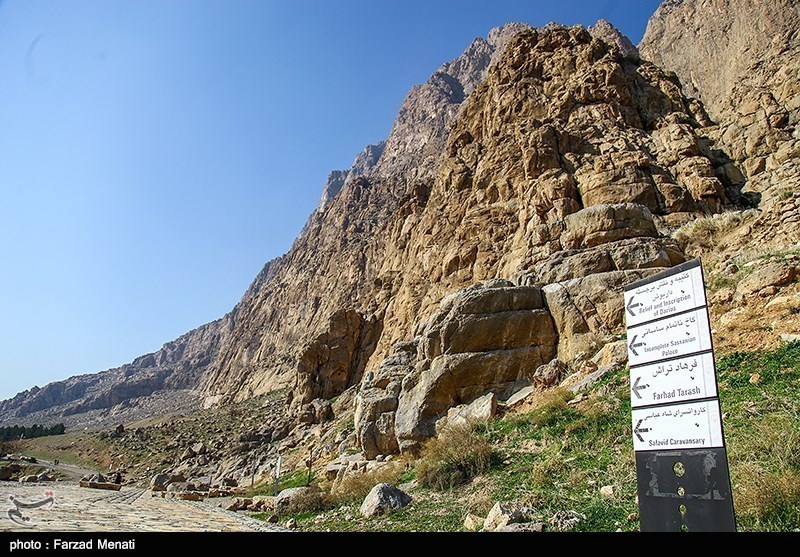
[[625, 259, 736, 532]]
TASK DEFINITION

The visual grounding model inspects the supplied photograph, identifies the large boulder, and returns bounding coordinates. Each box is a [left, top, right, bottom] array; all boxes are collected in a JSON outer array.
[[149, 473, 170, 491], [561, 204, 658, 250], [359, 483, 412, 518], [274, 486, 323, 516], [520, 236, 683, 286], [543, 269, 666, 361], [394, 281, 557, 453], [440, 392, 497, 432], [0, 466, 12, 481]]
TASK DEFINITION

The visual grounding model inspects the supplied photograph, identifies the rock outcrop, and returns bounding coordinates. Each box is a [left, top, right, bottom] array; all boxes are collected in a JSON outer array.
[[394, 281, 556, 452], [640, 0, 800, 209]]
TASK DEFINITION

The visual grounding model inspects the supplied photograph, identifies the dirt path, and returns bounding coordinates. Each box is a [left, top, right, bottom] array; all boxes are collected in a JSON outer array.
[[35, 458, 97, 482], [0, 483, 281, 532]]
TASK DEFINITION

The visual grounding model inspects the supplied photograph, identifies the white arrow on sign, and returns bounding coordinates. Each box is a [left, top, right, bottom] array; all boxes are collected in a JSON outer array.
[[631, 400, 724, 452], [624, 261, 706, 328], [627, 307, 712, 367], [630, 352, 718, 408]]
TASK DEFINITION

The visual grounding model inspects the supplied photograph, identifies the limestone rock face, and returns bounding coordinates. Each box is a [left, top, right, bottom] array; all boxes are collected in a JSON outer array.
[[354, 341, 416, 460], [290, 310, 382, 406], [393, 280, 557, 452], [640, 0, 800, 207], [589, 18, 639, 60]]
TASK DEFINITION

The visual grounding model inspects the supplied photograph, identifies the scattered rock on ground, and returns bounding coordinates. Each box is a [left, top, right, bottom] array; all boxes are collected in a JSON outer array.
[[463, 513, 484, 531], [149, 473, 170, 492], [483, 501, 528, 532], [359, 483, 412, 518], [496, 522, 545, 532], [275, 487, 322, 515]]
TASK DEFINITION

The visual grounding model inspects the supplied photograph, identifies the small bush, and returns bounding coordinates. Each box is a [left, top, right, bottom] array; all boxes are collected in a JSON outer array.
[[416, 424, 494, 491], [525, 388, 576, 429], [329, 460, 407, 505], [737, 470, 800, 529], [673, 211, 745, 246]]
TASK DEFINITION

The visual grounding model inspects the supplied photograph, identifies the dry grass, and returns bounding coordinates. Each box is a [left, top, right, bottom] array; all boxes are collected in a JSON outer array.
[[416, 423, 494, 491], [727, 397, 800, 529], [673, 211, 746, 248], [736, 469, 800, 527], [328, 459, 409, 505]]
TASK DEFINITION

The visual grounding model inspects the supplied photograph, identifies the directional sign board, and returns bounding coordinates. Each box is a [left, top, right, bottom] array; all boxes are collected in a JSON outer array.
[[624, 259, 735, 532], [631, 400, 724, 452], [624, 259, 707, 328], [627, 307, 712, 367], [630, 352, 718, 408]]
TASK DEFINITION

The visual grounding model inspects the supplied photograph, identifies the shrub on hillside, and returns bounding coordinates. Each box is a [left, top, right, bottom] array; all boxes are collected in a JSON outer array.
[[416, 423, 493, 491], [329, 460, 408, 505]]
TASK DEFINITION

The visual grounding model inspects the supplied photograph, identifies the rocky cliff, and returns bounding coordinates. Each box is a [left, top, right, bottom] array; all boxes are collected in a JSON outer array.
[[4, 3, 797, 441], [640, 0, 800, 209], [0, 314, 233, 429]]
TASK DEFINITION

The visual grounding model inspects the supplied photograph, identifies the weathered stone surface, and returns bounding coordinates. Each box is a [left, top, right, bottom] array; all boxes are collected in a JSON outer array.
[[736, 263, 797, 298], [641, 0, 800, 213], [226, 497, 252, 512], [0, 466, 12, 481], [354, 341, 417, 459], [592, 340, 628, 368], [501, 385, 535, 408], [766, 295, 800, 312], [275, 487, 322, 515], [359, 483, 412, 518], [290, 310, 383, 407], [440, 392, 497, 431], [19, 475, 38, 483], [562, 204, 658, 250], [532, 359, 569, 389], [400, 349, 546, 449], [589, 19, 639, 60], [464, 513, 485, 531], [483, 501, 528, 532], [166, 482, 188, 493], [543, 269, 663, 361]]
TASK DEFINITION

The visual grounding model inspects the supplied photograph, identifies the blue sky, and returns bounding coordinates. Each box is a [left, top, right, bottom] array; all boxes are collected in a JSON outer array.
[[0, 0, 661, 401]]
